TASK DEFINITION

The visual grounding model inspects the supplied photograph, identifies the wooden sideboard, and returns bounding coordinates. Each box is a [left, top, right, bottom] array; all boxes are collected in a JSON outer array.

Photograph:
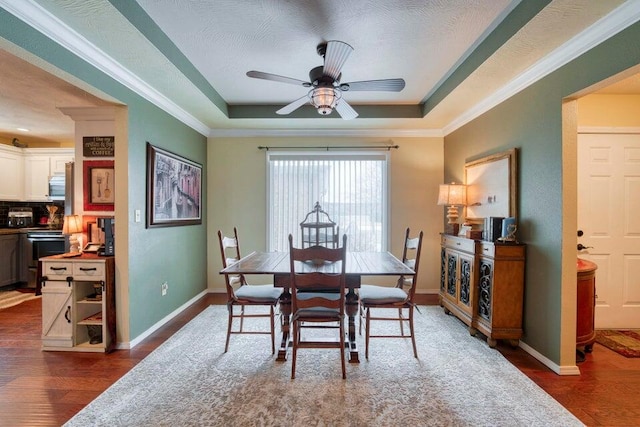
[[576, 258, 597, 353], [440, 234, 526, 347]]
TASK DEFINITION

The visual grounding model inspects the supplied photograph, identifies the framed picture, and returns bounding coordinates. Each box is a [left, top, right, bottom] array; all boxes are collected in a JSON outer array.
[[146, 142, 202, 228], [464, 148, 518, 223], [83, 242, 103, 253], [83, 160, 115, 211]]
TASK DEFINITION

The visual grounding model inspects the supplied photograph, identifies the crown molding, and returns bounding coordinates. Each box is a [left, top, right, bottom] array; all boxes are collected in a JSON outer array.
[[4, 0, 639, 140], [0, 0, 210, 136], [209, 128, 444, 138], [443, 1, 640, 136]]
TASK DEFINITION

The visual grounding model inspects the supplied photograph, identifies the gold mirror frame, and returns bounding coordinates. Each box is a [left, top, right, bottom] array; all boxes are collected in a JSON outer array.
[[464, 148, 518, 223]]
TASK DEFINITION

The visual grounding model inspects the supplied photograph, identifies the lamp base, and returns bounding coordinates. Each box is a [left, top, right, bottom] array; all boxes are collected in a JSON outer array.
[[446, 205, 460, 224], [445, 205, 460, 235], [69, 234, 80, 253], [445, 223, 460, 236]]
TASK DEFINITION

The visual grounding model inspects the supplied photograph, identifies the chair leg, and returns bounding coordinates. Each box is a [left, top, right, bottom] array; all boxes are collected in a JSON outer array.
[[239, 306, 245, 332], [291, 320, 298, 379], [340, 317, 346, 379], [270, 306, 276, 355], [225, 305, 233, 353], [398, 307, 405, 336], [409, 306, 418, 358], [359, 304, 363, 335], [365, 307, 371, 359]]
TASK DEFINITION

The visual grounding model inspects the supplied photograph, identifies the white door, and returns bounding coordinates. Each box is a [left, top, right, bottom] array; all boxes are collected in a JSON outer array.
[[577, 133, 640, 328]]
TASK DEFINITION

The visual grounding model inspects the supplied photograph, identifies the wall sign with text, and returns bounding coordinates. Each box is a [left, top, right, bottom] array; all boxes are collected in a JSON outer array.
[[83, 136, 115, 157]]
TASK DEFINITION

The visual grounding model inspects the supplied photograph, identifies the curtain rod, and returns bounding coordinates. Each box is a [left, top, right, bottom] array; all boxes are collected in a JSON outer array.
[[258, 145, 399, 151]]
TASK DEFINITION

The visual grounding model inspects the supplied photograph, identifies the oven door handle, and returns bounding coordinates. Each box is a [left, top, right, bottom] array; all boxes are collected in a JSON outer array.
[[28, 238, 65, 241]]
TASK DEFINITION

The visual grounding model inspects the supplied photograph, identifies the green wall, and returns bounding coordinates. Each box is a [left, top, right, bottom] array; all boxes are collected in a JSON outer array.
[[445, 22, 640, 363], [0, 9, 208, 342]]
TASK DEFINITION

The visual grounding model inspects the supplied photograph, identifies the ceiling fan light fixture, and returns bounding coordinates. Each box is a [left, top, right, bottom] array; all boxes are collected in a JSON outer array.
[[310, 87, 341, 115]]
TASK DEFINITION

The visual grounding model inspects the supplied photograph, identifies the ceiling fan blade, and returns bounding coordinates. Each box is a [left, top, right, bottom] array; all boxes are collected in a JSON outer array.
[[323, 40, 353, 81], [246, 71, 310, 87], [341, 78, 406, 92], [276, 95, 310, 115], [335, 99, 358, 120]]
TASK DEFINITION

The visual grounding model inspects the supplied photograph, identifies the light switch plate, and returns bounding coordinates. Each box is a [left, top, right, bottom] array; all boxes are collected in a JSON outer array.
[[134, 209, 141, 222]]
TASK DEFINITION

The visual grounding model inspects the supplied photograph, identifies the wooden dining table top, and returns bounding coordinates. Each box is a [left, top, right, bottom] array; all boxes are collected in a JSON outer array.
[[220, 251, 415, 277]]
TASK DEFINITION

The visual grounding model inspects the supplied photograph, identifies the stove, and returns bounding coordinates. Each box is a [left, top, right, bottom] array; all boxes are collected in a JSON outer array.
[[24, 227, 67, 289], [7, 207, 34, 228]]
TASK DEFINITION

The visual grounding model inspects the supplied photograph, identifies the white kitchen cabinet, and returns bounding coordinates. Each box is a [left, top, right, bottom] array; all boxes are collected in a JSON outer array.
[[50, 154, 74, 175], [24, 155, 50, 201], [0, 145, 73, 201], [22, 148, 74, 201], [0, 145, 24, 200]]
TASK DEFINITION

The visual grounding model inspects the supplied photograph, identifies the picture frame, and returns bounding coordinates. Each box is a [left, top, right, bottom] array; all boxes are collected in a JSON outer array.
[[146, 142, 202, 228], [83, 160, 115, 211], [82, 242, 103, 253], [464, 148, 518, 223]]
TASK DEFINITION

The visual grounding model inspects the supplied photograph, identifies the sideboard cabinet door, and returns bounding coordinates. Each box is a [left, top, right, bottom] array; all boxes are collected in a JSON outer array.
[[41, 279, 73, 348], [439, 235, 479, 332]]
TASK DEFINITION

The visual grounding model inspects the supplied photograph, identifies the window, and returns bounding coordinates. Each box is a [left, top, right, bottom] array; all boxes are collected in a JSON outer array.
[[267, 151, 389, 252]]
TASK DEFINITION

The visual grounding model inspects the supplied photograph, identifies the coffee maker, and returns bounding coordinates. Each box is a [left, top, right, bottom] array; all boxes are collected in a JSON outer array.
[[97, 217, 115, 256]]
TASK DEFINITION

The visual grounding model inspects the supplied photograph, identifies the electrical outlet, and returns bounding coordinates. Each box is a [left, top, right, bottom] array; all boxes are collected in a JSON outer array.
[[161, 281, 168, 296]]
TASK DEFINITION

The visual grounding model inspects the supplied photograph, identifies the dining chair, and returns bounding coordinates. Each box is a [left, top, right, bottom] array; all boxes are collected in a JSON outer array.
[[358, 228, 423, 358], [218, 227, 283, 354], [288, 233, 348, 379]]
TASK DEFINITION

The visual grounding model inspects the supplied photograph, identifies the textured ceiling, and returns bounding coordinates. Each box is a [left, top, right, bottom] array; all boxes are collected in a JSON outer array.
[[0, 0, 638, 145], [135, 0, 513, 105]]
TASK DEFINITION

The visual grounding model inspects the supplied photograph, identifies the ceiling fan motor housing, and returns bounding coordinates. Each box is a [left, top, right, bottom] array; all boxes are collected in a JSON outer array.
[[309, 66, 340, 86]]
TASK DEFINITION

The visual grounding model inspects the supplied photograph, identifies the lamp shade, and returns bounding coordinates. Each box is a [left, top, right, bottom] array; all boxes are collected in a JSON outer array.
[[437, 183, 467, 206], [62, 214, 83, 235]]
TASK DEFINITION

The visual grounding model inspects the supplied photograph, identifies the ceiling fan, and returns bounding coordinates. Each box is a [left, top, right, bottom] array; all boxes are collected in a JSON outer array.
[[246, 40, 405, 120]]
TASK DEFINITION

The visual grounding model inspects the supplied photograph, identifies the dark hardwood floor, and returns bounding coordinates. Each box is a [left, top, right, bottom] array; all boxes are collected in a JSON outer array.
[[1, 293, 639, 426]]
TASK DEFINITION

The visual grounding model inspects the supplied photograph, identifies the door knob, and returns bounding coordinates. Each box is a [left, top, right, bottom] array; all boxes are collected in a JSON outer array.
[[577, 243, 593, 251]]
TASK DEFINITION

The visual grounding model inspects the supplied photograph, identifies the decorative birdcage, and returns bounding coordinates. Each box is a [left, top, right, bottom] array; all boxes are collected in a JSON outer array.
[[299, 202, 339, 248]]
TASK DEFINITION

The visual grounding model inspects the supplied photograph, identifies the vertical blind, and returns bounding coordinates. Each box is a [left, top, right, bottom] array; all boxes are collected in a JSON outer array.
[[267, 152, 389, 252]]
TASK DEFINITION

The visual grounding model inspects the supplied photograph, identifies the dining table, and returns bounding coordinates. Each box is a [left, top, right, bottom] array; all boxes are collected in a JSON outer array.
[[219, 250, 415, 363]]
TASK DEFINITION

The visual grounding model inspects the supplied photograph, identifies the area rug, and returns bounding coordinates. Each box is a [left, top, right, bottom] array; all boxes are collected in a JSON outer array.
[[0, 290, 40, 310], [65, 306, 583, 427], [595, 329, 640, 357]]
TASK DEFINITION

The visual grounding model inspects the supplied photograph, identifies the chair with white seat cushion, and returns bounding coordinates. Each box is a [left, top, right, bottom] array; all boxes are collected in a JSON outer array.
[[218, 227, 282, 354], [358, 228, 423, 359]]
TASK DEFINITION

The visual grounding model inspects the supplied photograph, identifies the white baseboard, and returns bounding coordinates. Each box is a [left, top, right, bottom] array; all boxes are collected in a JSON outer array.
[[116, 289, 209, 350], [518, 340, 581, 376]]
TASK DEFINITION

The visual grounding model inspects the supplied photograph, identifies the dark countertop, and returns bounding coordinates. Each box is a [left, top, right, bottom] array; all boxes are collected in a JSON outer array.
[[0, 228, 23, 235], [0, 226, 63, 235]]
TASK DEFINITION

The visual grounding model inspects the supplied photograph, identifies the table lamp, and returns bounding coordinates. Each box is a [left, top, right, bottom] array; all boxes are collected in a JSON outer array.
[[62, 214, 83, 254], [437, 183, 466, 235]]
